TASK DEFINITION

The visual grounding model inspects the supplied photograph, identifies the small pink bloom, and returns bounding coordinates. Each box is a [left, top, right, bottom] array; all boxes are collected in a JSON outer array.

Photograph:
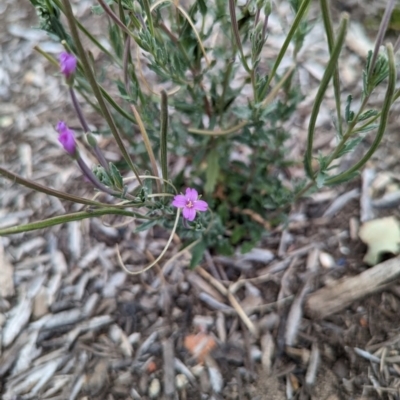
[[172, 188, 208, 221], [56, 121, 76, 155], [59, 52, 77, 78]]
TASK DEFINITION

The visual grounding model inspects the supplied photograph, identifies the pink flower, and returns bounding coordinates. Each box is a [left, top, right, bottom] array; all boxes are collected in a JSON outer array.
[[56, 121, 76, 155], [172, 188, 208, 221], [59, 52, 77, 78]]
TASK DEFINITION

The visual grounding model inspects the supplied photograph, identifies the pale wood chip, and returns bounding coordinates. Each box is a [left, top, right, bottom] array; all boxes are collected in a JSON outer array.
[[322, 188, 360, 217], [68, 221, 82, 261], [12, 236, 46, 261], [0, 239, 14, 297], [186, 272, 225, 303], [205, 356, 223, 393], [216, 312, 226, 342], [261, 331, 275, 374], [174, 357, 196, 385], [305, 343, 320, 386], [42, 309, 82, 330], [2, 296, 32, 347], [360, 168, 375, 222], [285, 283, 309, 347], [162, 338, 175, 397]]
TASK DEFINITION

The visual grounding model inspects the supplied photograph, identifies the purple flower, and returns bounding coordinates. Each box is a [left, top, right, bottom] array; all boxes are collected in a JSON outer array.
[[172, 188, 208, 221], [59, 52, 77, 78], [56, 121, 76, 156]]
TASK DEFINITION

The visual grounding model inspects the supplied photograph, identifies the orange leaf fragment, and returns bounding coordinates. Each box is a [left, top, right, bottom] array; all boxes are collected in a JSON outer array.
[[184, 332, 216, 363], [147, 360, 157, 373]]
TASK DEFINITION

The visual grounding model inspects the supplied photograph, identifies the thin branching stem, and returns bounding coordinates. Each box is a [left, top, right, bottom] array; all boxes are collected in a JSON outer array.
[[62, 0, 142, 185]]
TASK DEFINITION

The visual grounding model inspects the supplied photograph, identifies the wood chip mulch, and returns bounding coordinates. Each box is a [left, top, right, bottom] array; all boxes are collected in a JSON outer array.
[[2, 1, 400, 400]]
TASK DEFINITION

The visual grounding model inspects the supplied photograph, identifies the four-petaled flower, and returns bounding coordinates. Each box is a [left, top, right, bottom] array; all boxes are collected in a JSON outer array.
[[172, 188, 208, 221], [59, 52, 77, 78], [56, 121, 76, 156]]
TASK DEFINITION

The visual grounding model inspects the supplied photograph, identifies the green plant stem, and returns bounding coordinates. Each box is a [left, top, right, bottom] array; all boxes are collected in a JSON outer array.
[[159, 90, 169, 193], [0, 208, 138, 236], [228, 0, 251, 73], [320, 0, 343, 137], [0, 166, 110, 207], [218, 56, 235, 123], [61, 0, 142, 185], [130, 105, 161, 193], [98, 84, 136, 123], [304, 14, 349, 178], [324, 95, 369, 167], [142, 0, 155, 36], [267, 0, 312, 87], [325, 43, 395, 185], [251, 68, 258, 103]]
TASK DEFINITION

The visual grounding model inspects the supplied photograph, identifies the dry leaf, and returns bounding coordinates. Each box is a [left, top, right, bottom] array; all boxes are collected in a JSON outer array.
[[184, 333, 216, 363], [359, 216, 400, 265]]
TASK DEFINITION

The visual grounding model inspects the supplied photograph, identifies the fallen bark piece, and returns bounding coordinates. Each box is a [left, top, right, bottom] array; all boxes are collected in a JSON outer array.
[[305, 255, 400, 319]]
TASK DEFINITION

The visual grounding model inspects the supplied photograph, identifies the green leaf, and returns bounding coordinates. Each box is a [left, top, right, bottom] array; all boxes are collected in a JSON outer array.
[[316, 171, 328, 188], [189, 240, 207, 269], [231, 225, 247, 245], [354, 123, 379, 134], [109, 162, 124, 190], [345, 94, 354, 122], [357, 109, 378, 122], [205, 148, 220, 194], [335, 137, 363, 158], [326, 171, 360, 186], [197, 0, 207, 15], [93, 165, 113, 187], [135, 219, 159, 232]]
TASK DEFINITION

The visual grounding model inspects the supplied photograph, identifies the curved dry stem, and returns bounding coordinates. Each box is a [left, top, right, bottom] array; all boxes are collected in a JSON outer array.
[[261, 64, 296, 108], [101, 215, 136, 229], [123, 174, 178, 193], [188, 120, 248, 136], [161, 237, 201, 273], [116, 208, 180, 275], [130, 105, 161, 192]]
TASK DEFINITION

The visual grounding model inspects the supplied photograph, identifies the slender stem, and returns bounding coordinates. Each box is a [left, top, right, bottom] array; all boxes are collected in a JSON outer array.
[[123, 36, 131, 96], [142, 0, 155, 36], [189, 120, 248, 136], [304, 14, 348, 178], [69, 87, 90, 133], [130, 105, 161, 192], [160, 91, 169, 192], [0, 208, 137, 236], [320, 0, 343, 137], [62, 0, 142, 185], [0, 166, 109, 207], [228, 0, 251, 73], [324, 96, 369, 167], [76, 156, 119, 196], [218, 56, 235, 123], [261, 64, 296, 107], [266, 0, 312, 86], [368, 0, 395, 82]]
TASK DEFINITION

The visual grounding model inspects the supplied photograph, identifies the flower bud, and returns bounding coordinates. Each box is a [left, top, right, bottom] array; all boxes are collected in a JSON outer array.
[[133, 1, 142, 15], [59, 52, 77, 78], [56, 121, 77, 156], [264, 0, 272, 16]]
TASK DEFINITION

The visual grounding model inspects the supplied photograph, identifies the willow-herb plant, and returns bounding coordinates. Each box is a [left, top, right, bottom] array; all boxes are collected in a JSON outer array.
[[0, 0, 398, 270]]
